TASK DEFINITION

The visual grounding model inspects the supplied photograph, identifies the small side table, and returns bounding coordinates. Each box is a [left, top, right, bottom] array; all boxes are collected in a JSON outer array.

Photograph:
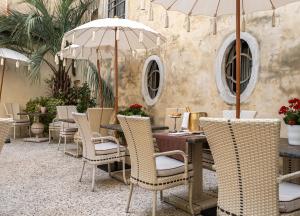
[[19, 112, 49, 143]]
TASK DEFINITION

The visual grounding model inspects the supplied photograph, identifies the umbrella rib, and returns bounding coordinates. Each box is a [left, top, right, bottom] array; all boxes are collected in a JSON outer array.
[[128, 28, 147, 50], [269, 0, 275, 9], [214, 0, 221, 17], [188, 0, 198, 16], [167, 0, 179, 10], [123, 29, 134, 52], [96, 27, 109, 51]]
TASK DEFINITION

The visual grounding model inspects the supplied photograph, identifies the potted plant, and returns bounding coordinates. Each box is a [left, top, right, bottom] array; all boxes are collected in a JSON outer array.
[[118, 104, 149, 117], [279, 98, 300, 145]]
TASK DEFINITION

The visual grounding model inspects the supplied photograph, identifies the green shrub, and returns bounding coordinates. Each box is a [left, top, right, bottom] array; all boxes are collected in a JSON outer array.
[[25, 97, 64, 132]]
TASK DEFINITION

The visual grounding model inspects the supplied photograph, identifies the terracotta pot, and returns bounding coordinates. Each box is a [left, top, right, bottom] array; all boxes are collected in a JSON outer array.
[[288, 125, 300, 145]]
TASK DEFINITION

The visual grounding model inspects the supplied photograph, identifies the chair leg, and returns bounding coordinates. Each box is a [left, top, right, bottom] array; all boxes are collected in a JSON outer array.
[[13, 126, 16, 139], [188, 181, 195, 216], [160, 191, 163, 201], [152, 191, 157, 216], [48, 130, 51, 144], [108, 163, 111, 176], [122, 158, 127, 184], [28, 126, 31, 137], [63, 136, 67, 154], [126, 183, 134, 213], [91, 164, 96, 192], [79, 161, 86, 182], [58, 135, 61, 150]]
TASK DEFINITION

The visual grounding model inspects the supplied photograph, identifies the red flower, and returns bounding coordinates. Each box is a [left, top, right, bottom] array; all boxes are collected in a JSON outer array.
[[279, 106, 289, 115], [130, 104, 143, 109]]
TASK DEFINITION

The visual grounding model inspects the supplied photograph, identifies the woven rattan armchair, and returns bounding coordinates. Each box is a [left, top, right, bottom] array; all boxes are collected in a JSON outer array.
[[0, 121, 11, 154], [4, 103, 31, 139], [73, 113, 126, 191], [200, 117, 300, 216], [118, 115, 194, 216], [55, 106, 78, 152], [73, 108, 114, 157]]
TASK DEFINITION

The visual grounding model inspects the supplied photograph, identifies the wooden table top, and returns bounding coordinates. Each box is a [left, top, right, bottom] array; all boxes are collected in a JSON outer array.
[[154, 134, 300, 159], [279, 138, 300, 159], [101, 124, 169, 132]]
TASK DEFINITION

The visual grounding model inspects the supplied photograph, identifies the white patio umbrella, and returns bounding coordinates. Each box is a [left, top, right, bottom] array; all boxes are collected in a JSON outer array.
[[152, 0, 300, 118], [0, 48, 29, 101], [57, 44, 127, 106], [62, 17, 165, 114]]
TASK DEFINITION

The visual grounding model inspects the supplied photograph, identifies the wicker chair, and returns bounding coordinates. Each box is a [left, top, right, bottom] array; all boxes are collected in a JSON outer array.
[[200, 117, 300, 216], [56, 106, 78, 152], [73, 113, 126, 191], [222, 110, 257, 119], [4, 103, 31, 139], [0, 121, 11, 154], [118, 115, 194, 216], [73, 108, 114, 157]]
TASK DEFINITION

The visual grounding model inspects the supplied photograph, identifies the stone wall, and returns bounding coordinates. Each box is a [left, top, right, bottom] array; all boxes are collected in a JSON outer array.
[[110, 1, 300, 137]]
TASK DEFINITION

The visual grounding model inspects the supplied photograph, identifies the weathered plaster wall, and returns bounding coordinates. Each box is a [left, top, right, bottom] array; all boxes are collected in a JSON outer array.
[[114, 1, 300, 137]]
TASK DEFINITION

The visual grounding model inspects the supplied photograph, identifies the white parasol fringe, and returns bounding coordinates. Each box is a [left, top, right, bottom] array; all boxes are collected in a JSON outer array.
[[148, 3, 154, 21], [185, 15, 191, 32], [164, 10, 169, 28]]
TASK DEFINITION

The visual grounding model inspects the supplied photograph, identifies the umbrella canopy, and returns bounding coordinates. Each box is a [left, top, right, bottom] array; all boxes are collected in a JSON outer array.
[[0, 48, 29, 63], [63, 18, 165, 52], [152, 0, 300, 16], [62, 18, 166, 115], [57, 44, 126, 61], [0, 48, 29, 101], [152, 0, 299, 118]]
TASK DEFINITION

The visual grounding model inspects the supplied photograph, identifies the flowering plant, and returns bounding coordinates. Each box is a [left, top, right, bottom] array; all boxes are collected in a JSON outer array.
[[279, 98, 300, 125], [118, 103, 148, 117]]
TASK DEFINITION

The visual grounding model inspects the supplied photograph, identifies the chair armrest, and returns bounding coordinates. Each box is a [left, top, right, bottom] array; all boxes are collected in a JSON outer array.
[[278, 171, 300, 183], [18, 113, 30, 120], [154, 150, 189, 180], [6, 114, 13, 118]]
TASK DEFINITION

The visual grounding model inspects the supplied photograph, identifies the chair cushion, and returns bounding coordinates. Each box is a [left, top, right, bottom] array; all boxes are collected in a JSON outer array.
[[49, 122, 61, 128], [279, 182, 300, 213], [61, 127, 78, 132], [95, 142, 126, 155], [156, 156, 193, 177], [13, 119, 30, 125]]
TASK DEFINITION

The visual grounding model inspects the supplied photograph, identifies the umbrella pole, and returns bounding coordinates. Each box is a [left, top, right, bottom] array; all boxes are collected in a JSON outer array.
[[114, 27, 119, 118], [0, 59, 6, 101], [236, 0, 241, 119], [97, 58, 104, 107]]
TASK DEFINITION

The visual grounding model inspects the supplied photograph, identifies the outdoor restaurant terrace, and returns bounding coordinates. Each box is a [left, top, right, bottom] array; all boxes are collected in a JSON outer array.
[[0, 0, 300, 216]]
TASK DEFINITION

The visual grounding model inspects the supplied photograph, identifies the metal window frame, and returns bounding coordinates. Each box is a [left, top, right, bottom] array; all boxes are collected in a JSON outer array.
[[107, 0, 126, 18]]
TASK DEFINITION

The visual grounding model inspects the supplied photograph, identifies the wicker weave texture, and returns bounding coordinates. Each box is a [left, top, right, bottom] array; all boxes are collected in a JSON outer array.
[[0, 122, 10, 153], [200, 118, 281, 216], [87, 108, 113, 136]]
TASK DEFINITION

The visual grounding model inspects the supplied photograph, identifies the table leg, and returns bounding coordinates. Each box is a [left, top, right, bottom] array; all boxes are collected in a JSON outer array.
[[191, 142, 203, 200], [162, 141, 217, 215]]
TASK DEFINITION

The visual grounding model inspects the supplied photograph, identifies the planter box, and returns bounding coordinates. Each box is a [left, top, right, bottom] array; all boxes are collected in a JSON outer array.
[[288, 125, 300, 145]]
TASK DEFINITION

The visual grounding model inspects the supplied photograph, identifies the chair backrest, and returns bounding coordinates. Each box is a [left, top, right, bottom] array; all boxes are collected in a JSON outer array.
[[73, 113, 95, 159], [87, 108, 113, 136], [118, 115, 157, 183], [200, 118, 281, 216], [223, 110, 257, 119], [165, 108, 186, 131], [4, 103, 21, 120], [0, 121, 10, 154], [57, 106, 77, 128]]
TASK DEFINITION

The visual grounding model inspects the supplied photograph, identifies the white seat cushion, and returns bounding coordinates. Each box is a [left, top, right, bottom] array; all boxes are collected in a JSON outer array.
[[95, 142, 126, 155], [13, 119, 30, 125], [279, 182, 300, 213], [49, 122, 61, 128], [156, 156, 192, 177], [61, 127, 78, 132]]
